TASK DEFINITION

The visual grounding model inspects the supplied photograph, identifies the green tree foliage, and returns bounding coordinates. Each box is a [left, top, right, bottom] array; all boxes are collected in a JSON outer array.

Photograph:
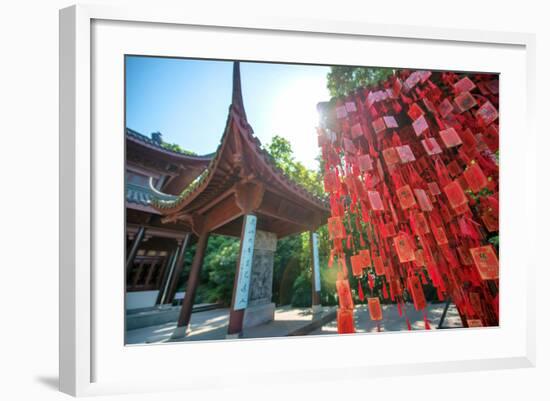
[[181, 236, 239, 306], [266, 136, 324, 197], [326, 66, 394, 97], [161, 141, 198, 156]]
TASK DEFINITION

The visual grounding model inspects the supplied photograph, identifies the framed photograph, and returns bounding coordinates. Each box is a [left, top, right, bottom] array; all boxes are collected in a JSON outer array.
[[59, 4, 536, 396]]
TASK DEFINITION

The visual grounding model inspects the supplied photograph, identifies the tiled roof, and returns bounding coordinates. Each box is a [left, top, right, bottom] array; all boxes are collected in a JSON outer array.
[[126, 182, 177, 209], [151, 105, 329, 212], [126, 128, 215, 160]]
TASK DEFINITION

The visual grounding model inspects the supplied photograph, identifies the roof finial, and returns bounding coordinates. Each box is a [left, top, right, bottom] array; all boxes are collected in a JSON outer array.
[[232, 61, 247, 120]]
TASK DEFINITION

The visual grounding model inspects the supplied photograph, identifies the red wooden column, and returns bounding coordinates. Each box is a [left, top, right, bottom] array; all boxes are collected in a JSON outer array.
[[310, 231, 322, 313], [227, 214, 257, 338], [171, 231, 210, 339]]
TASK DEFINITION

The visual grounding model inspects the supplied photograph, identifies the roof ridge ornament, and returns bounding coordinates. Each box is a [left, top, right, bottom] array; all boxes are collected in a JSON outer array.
[[232, 61, 247, 121]]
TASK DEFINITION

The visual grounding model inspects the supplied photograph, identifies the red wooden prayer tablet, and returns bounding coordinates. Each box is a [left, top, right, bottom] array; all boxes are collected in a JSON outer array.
[[481, 210, 499, 232], [467, 319, 483, 328], [453, 76, 476, 93], [427, 181, 441, 195], [383, 115, 398, 128], [443, 180, 468, 209], [470, 245, 499, 280], [476, 101, 498, 126], [412, 115, 429, 136], [337, 308, 355, 334], [373, 255, 385, 276], [336, 279, 354, 309], [433, 226, 449, 245], [414, 188, 433, 212], [454, 91, 476, 112], [383, 147, 400, 166], [350, 122, 363, 139], [413, 212, 431, 235], [408, 275, 427, 311], [421, 137, 443, 155], [396, 184, 417, 209], [367, 190, 385, 211], [372, 117, 386, 134], [438, 98, 454, 118], [351, 254, 365, 277], [394, 233, 416, 263], [360, 249, 372, 267], [358, 154, 373, 171], [407, 102, 424, 120], [463, 162, 488, 193], [439, 127, 463, 148], [367, 297, 383, 321], [396, 145, 416, 163], [343, 137, 357, 154]]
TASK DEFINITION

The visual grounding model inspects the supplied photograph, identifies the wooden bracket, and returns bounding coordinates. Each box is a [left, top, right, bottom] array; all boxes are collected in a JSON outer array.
[[235, 182, 265, 214], [190, 213, 206, 236]]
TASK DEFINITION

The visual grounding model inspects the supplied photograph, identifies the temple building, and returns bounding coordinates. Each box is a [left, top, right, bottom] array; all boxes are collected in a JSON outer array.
[[125, 128, 213, 311], [127, 62, 330, 339]]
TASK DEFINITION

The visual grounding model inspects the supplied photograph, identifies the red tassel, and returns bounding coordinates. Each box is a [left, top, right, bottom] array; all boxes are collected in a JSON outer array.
[[420, 271, 428, 285], [359, 232, 366, 248], [358, 281, 365, 301], [368, 274, 375, 290], [406, 317, 412, 330], [423, 311, 431, 330], [397, 301, 402, 317], [382, 283, 388, 299], [346, 234, 352, 249]]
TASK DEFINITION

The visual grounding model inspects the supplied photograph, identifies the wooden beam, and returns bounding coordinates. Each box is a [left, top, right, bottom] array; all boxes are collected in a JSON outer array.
[[257, 192, 313, 229], [204, 194, 243, 233]]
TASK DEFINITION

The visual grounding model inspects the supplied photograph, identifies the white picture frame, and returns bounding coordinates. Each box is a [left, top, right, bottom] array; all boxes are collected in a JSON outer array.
[[59, 3, 536, 397]]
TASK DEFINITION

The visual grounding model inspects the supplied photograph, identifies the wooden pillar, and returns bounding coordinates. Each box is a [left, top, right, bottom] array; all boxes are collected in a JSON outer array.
[[155, 247, 178, 305], [172, 231, 210, 338], [126, 226, 146, 275], [310, 231, 322, 312], [227, 214, 257, 337], [162, 233, 191, 305]]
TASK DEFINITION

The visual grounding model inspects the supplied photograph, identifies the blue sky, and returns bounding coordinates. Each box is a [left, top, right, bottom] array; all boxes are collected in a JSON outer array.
[[125, 56, 331, 170]]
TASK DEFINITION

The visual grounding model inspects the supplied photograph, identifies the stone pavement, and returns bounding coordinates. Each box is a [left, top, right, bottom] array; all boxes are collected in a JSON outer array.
[[125, 305, 337, 345], [125, 302, 462, 345], [311, 302, 463, 335]]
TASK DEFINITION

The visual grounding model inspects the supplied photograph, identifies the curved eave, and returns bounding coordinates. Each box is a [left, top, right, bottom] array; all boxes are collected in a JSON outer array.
[[150, 106, 239, 214], [126, 128, 214, 165], [151, 105, 329, 216]]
